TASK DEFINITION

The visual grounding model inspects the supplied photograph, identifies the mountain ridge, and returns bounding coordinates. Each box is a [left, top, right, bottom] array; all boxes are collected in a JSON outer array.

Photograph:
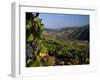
[[43, 25, 89, 41]]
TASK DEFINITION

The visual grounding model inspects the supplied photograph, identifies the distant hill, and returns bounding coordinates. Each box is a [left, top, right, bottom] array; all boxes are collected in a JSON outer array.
[[43, 25, 89, 41]]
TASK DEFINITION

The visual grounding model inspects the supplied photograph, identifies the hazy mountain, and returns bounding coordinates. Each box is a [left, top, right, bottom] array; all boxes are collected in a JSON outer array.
[[43, 25, 89, 41]]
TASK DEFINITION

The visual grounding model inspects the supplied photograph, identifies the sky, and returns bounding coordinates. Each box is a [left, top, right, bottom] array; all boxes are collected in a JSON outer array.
[[39, 13, 89, 29]]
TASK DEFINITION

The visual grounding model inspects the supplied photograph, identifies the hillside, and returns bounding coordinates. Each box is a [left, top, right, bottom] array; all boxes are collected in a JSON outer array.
[[43, 25, 89, 41]]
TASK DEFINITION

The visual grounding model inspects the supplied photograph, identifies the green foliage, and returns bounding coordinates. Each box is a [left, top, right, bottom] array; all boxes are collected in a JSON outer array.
[[41, 46, 48, 53], [31, 56, 42, 67], [27, 34, 34, 42], [26, 20, 32, 29], [26, 13, 44, 42], [26, 59, 34, 67]]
